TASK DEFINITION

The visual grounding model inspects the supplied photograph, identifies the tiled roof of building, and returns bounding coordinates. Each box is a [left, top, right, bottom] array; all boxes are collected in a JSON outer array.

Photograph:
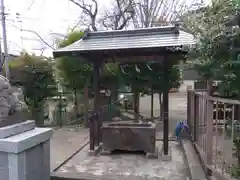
[[53, 25, 195, 58]]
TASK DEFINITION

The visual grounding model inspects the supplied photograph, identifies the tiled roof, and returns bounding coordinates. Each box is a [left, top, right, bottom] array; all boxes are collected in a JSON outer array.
[[53, 25, 195, 58]]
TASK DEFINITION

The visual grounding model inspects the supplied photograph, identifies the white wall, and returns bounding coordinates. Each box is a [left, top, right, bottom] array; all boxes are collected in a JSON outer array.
[[179, 80, 194, 93]]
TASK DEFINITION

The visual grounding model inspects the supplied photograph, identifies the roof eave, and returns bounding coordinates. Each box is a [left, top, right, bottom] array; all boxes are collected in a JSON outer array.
[[53, 45, 192, 59]]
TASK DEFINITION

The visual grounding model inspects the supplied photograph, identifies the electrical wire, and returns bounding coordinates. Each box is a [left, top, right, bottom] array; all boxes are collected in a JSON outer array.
[[26, 0, 37, 11]]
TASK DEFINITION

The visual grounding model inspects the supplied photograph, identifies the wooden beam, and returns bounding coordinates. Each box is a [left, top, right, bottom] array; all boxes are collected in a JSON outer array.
[[163, 59, 169, 155], [109, 55, 164, 63], [53, 47, 186, 63]]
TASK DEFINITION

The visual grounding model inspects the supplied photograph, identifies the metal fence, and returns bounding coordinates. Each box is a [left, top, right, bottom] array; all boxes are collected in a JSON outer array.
[[187, 90, 240, 180]]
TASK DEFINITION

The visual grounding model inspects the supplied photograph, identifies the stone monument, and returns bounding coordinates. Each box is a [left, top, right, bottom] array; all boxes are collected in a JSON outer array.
[[0, 75, 52, 180], [0, 75, 28, 127]]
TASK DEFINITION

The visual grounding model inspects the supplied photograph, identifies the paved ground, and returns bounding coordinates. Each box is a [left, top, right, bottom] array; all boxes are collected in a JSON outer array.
[[140, 93, 187, 139], [139, 92, 187, 119], [55, 141, 190, 180], [50, 93, 191, 179], [50, 127, 89, 171]]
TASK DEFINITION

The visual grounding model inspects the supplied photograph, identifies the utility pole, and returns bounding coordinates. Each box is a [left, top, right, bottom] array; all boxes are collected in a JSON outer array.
[[0, 38, 2, 67], [1, 0, 9, 79]]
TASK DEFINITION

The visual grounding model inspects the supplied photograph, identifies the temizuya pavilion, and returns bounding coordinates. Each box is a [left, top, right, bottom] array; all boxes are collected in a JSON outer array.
[[53, 24, 194, 155]]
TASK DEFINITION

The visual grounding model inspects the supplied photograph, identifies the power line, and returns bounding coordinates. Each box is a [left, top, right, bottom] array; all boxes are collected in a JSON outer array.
[[17, 0, 42, 16], [26, 0, 37, 11], [9, 23, 55, 50]]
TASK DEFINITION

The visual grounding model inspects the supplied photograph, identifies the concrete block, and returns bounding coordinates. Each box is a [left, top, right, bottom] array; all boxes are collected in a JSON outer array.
[[0, 122, 52, 180], [8, 152, 26, 180], [0, 151, 9, 180], [0, 127, 52, 153], [0, 120, 35, 139], [42, 141, 51, 179]]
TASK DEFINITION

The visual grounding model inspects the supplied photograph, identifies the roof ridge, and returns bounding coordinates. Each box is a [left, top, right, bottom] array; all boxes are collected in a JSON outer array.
[[84, 25, 179, 40]]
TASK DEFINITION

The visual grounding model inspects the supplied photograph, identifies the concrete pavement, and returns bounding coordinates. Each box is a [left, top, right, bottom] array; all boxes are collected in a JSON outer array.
[[139, 93, 187, 138], [54, 141, 191, 180], [50, 92, 207, 180], [50, 127, 89, 171]]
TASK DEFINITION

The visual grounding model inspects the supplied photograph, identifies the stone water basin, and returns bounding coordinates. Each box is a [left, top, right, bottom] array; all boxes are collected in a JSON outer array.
[[101, 122, 156, 154]]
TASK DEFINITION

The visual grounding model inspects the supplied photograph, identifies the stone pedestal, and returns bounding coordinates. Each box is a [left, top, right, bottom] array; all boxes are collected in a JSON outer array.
[[0, 120, 52, 180]]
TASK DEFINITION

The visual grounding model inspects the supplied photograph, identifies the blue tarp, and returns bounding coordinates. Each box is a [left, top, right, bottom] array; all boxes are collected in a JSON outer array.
[[175, 121, 189, 138]]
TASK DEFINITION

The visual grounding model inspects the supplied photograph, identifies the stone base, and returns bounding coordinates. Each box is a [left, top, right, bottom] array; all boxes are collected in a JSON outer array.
[[159, 146, 171, 161], [88, 143, 103, 156], [100, 148, 159, 159], [99, 149, 112, 156], [146, 148, 159, 159], [0, 120, 52, 180]]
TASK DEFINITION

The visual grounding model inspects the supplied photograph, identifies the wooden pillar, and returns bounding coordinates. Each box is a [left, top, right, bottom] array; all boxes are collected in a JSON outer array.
[[89, 111, 95, 150], [95, 62, 101, 147], [83, 84, 89, 128], [90, 62, 100, 151], [163, 60, 169, 155], [99, 107, 103, 143]]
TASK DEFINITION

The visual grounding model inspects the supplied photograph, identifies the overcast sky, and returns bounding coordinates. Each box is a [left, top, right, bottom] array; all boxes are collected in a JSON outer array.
[[4, 0, 206, 57]]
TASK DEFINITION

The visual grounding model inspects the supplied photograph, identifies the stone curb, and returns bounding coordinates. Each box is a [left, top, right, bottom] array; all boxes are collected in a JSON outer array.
[[181, 139, 208, 180]]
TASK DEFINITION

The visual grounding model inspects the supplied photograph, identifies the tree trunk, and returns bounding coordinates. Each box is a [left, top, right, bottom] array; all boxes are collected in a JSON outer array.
[[31, 104, 44, 127], [159, 92, 163, 121], [74, 90, 79, 118], [133, 90, 140, 121], [238, 156, 240, 168], [59, 93, 63, 127], [83, 84, 89, 128], [111, 85, 118, 102], [110, 85, 118, 117], [151, 90, 154, 118], [207, 79, 213, 95]]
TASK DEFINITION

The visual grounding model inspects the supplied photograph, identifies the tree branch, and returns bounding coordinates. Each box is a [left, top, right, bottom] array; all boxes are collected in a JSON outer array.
[[100, 0, 135, 30], [133, 0, 190, 28], [22, 29, 56, 50], [69, 0, 98, 31]]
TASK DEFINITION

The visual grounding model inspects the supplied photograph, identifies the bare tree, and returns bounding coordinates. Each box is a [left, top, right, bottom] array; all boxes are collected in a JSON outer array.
[[69, 0, 135, 31], [101, 0, 135, 30], [69, 0, 98, 31], [132, 0, 197, 28], [132, 0, 161, 27]]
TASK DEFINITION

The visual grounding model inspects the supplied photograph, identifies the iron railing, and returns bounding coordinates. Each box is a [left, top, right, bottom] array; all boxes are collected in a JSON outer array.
[[187, 90, 240, 180]]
